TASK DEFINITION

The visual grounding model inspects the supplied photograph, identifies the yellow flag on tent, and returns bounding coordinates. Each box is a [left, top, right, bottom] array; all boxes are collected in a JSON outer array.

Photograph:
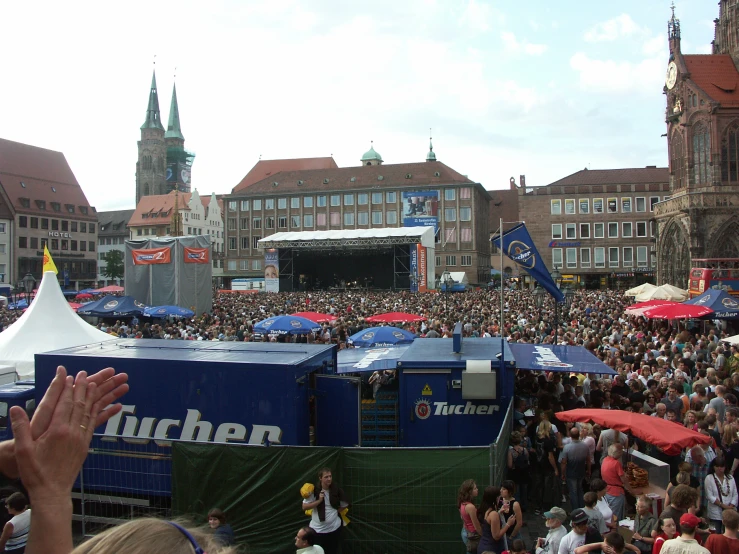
[[43, 244, 58, 274]]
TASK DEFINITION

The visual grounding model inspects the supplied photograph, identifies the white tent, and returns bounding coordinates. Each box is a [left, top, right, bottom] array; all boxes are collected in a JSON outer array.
[[634, 284, 689, 303], [449, 272, 469, 286], [0, 272, 117, 378], [625, 283, 657, 297], [722, 334, 739, 346]]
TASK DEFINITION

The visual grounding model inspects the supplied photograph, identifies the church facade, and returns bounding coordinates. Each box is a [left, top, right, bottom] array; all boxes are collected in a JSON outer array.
[[656, 4, 739, 286]]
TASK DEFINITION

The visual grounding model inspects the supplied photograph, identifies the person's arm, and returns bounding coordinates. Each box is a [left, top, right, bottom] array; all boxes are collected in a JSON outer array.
[[490, 510, 514, 540], [465, 502, 482, 535], [507, 448, 514, 470], [0, 521, 14, 552], [705, 475, 721, 508], [575, 542, 605, 554], [596, 432, 604, 451], [302, 492, 324, 510]]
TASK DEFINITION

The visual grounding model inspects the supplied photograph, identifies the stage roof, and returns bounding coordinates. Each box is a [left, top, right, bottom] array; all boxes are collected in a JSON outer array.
[[258, 226, 436, 249]]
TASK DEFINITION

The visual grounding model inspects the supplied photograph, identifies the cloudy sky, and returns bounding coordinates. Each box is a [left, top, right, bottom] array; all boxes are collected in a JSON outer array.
[[0, 0, 718, 211]]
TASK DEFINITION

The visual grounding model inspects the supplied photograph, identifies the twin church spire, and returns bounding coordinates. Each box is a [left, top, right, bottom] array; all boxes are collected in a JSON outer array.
[[140, 70, 183, 140]]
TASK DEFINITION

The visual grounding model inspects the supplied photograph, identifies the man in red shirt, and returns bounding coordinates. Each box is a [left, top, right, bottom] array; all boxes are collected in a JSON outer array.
[[704, 508, 738, 554], [600, 443, 630, 521]]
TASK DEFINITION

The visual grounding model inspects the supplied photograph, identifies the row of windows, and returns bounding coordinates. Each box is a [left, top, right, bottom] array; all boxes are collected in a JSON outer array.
[[228, 188, 473, 212], [433, 255, 473, 267], [550, 196, 667, 215], [18, 236, 95, 252], [99, 237, 125, 245], [225, 259, 264, 271], [18, 217, 95, 233], [551, 246, 655, 269], [17, 196, 89, 215], [552, 221, 654, 240]]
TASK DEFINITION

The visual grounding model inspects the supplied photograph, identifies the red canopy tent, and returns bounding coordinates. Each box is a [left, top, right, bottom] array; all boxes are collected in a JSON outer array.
[[291, 311, 337, 323], [624, 300, 678, 316], [75, 293, 93, 300], [642, 304, 713, 320], [94, 285, 124, 293], [366, 312, 427, 323], [557, 409, 711, 455]]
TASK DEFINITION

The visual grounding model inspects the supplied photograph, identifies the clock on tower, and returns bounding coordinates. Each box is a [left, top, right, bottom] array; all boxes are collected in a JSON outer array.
[[665, 61, 678, 90]]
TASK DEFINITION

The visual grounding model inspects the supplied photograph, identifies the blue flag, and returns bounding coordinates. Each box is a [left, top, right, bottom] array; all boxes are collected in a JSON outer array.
[[491, 223, 565, 302]]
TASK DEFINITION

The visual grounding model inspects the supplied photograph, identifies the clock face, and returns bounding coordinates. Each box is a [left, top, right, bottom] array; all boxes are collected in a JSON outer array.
[[666, 61, 677, 90]]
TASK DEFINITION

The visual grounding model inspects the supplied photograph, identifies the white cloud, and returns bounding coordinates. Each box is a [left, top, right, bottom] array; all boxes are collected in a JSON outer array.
[[584, 14, 648, 43], [569, 52, 663, 93], [501, 32, 548, 56]]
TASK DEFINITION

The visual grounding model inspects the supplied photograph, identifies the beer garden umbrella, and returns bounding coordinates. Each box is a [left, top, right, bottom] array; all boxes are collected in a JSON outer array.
[[290, 311, 337, 323], [348, 326, 417, 347], [642, 304, 714, 320], [253, 315, 322, 336]]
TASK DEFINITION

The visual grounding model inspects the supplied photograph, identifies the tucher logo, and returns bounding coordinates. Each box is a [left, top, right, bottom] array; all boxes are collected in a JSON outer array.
[[104, 300, 119, 309], [722, 297, 738, 309], [534, 346, 573, 368], [415, 399, 432, 419], [507, 240, 536, 269]]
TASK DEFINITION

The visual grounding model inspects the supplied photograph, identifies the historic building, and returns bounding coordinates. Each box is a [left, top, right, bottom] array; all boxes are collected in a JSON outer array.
[[135, 72, 194, 204], [655, 5, 739, 286], [96, 209, 134, 286], [0, 138, 99, 288], [223, 142, 492, 286]]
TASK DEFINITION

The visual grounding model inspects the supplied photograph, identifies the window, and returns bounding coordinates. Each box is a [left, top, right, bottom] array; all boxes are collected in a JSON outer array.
[[580, 248, 591, 268], [263, 198, 274, 210], [240, 200, 249, 211], [18, 216, 27, 228], [18, 236, 27, 249], [240, 217, 249, 230], [622, 222, 633, 238], [460, 187, 472, 199], [358, 193, 368, 205], [551, 199, 561, 215], [252, 259, 262, 270], [252, 199, 262, 211], [579, 199, 589, 214], [71, 221, 77, 232], [253, 236, 261, 249], [459, 207, 471, 221], [552, 224, 563, 239], [227, 260, 237, 271], [565, 199, 575, 214], [608, 222, 618, 238], [594, 247, 605, 268], [461, 255, 472, 266], [19, 198, 30, 208], [89, 223, 95, 233], [650, 221, 657, 237], [635, 197, 646, 212], [445, 255, 456, 266], [566, 248, 577, 269], [30, 237, 38, 249], [649, 196, 660, 211], [444, 208, 456, 221], [51, 202, 60, 212], [607, 198, 618, 213], [609, 247, 619, 268], [291, 215, 300, 228], [290, 197, 300, 209], [372, 211, 382, 225], [445, 228, 457, 243], [369, 192, 382, 205], [623, 247, 633, 267], [303, 214, 314, 227], [621, 198, 632, 213], [461, 227, 472, 242], [266, 216, 275, 229], [317, 213, 326, 226], [241, 237, 249, 249], [637, 246, 648, 267], [330, 195, 340, 206], [344, 212, 354, 225], [344, 194, 354, 206], [579, 223, 590, 238], [357, 212, 369, 225], [228, 218, 236, 231], [435, 256, 441, 267], [278, 198, 287, 209], [330, 212, 340, 226], [88, 241, 95, 251], [386, 210, 397, 224], [278, 216, 287, 229], [593, 199, 604, 213], [52, 219, 58, 231], [0, 223, 4, 233], [61, 240, 68, 250], [228, 201, 237, 212], [303, 196, 313, 208], [386, 191, 396, 203], [239, 259, 249, 270], [80, 241, 86, 251], [317, 195, 326, 207], [30, 217, 38, 229], [71, 240, 77, 251], [693, 124, 710, 184], [566, 224, 576, 239], [552, 248, 563, 268], [636, 222, 647, 237], [445, 189, 456, 201]]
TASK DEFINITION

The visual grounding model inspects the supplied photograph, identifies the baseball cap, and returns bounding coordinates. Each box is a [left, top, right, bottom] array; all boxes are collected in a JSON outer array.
[[570, 508, 589, 525], [543, 507, 567, 522], [679, 513, 701, 528]]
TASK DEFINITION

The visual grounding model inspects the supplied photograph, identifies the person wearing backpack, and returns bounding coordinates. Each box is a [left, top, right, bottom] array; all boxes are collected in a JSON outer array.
[[507, 431, 531, 512], [533, 420, 560, 515]]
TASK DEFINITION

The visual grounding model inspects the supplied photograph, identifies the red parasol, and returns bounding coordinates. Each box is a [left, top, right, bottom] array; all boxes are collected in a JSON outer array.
[[75, 293, 93, 299], [557, 409, 710, 455], [642, 304, 714, 320], [366, 311, 427, 323], [94, 285, 124, 293], [624, 300, 678, 316], [291, 311, 337, 323], [68, 302, 83, 311]]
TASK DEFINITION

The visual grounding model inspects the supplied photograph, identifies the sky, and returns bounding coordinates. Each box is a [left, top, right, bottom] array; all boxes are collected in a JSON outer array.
[[0, 0, 719, 211]]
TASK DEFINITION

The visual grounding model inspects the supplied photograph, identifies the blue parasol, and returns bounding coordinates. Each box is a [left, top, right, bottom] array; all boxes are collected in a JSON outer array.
[[348, 326, 417, 347], [253, 315, 322, 336], [144, 306, 195, 318]]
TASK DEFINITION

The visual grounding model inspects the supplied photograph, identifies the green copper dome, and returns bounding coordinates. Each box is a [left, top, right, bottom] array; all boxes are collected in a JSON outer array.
[[361, 143, 383, 163]]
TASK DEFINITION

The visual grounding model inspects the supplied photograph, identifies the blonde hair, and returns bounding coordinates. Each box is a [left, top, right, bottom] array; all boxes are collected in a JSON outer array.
[[71, 518, 236, 554], [537, 419, 552, 439]]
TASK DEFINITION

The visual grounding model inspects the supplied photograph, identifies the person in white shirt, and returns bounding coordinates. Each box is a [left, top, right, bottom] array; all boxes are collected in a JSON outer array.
[[536, 507, 568, 554], [704, 458, 738, 532], [558, 509, 590, 554], [295, 527, 325, 554], [0, 492, 30, 553]]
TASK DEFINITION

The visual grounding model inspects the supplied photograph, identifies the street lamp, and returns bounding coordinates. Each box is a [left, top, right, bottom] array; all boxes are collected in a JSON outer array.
[[22, 273, 36, 304], [440, 270, 452, 293], [533, 285, 546, 322]]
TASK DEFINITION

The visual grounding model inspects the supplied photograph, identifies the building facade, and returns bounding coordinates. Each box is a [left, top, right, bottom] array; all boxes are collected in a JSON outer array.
[[515, 167, 669, 289], [223, 143, 492, 286], [655, 6, 739, 286], [96, 209, 134, 286], [0, 138, 98, 289]]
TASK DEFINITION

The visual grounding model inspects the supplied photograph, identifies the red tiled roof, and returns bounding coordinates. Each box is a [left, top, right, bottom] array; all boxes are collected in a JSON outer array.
[[0, 138, 95, 219], [129, 190, 191, 227], [544, 167, 668, 188], [233, 161, 475, 197], [233, 157, 339, 193], [683, 54, 739, 107]]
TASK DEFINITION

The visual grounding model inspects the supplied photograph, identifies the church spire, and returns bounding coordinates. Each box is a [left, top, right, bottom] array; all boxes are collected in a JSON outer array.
[[426, 129, 437, 162], [668, 1, 681, 55], [165, 82, 185, 141], [141, 71, 164, 131]]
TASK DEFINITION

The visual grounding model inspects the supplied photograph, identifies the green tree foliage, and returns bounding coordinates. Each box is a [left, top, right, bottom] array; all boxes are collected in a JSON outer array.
[[101, 250, 124, 280]]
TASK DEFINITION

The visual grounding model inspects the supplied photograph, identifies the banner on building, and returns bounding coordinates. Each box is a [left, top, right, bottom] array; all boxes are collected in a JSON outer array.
[[264, 249, 279, 293], [491, 223, 564, 302], [183, 247, 209, 264], [417, 244, 427, 292], [402, 191, 438, 234], [131, 247, 171, 266]]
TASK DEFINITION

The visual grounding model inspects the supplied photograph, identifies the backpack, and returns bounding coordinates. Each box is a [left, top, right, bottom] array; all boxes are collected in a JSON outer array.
[[535, 437, 546, 463], [511, 446, 529, 470]]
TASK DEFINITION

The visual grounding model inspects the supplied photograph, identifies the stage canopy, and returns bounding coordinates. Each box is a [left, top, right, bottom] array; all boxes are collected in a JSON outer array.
[[508, 343, 616, 374], [258, 226, 436, 249]]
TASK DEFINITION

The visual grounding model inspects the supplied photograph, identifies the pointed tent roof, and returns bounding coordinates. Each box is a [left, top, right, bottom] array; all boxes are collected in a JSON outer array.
[[165, 82, 185, 140], [141, 71, 164, 131], [0, 272, 117, 377]]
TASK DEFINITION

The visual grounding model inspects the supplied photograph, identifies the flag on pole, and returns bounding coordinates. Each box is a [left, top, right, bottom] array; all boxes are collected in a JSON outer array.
[[491, 222, 564, 302], [43, 244, 58, 274]]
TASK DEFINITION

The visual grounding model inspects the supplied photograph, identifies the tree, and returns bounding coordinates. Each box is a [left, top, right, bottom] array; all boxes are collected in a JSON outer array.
[[101, 250, 124, 280]]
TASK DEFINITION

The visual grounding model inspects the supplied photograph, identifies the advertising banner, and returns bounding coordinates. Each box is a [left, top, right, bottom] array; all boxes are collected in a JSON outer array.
[[402, 191, 438, 234], [131, 247, 171, 266], [417, 244, 427, 292], [410, 246, 418, 292], [491, 223, 564, 302], [183, 247, 209, 264], [264, 249, 279, 293]]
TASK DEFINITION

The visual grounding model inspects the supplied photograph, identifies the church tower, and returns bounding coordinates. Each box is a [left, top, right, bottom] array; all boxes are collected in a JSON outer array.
[[164, 82, 192, 194], [712, 0, 739, 69], [136, 71, 167, 204], [360, 141, 383, 166]]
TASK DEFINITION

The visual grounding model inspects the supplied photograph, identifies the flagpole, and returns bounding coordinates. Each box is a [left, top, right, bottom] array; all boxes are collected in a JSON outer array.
[[500, 217, 504, 339]]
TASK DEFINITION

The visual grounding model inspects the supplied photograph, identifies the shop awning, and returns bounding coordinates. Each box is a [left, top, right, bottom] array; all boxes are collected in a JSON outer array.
[[509, 344, 616, 375]]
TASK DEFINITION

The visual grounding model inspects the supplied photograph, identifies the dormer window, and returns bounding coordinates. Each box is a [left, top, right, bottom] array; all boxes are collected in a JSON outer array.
[[65, 204, 75, 213], [51, 202, 61, 212], [79, 206, 88, 215], [35, 200, 46, 210], [19, 197, 30, 208]]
